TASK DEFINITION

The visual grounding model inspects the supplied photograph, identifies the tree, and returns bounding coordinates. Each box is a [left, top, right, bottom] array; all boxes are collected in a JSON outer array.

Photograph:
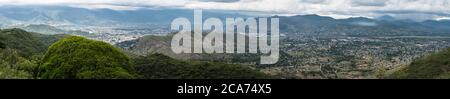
[[0, 41, 5, 49], [37, 36, 136, 79], [0, 48, 34, 79], [0, 61, 32, 79], [0, 28, 48, 57]]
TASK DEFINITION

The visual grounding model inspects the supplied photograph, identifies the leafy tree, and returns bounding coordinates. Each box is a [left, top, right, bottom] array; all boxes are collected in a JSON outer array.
[[0, 48, 35, 79], [0, 41, 5, 49], [37, 36, 137, 79], [0, 62, 32, 79]]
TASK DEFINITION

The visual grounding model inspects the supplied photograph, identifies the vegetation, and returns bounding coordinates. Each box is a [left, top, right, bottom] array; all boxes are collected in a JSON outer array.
[[0, 48, 37, 79], [0, 28, 271, 80], [3, 28, 450, 79], [0, 29, 272, 79], [133, 53, 271, 79], [389, 48, 450, 79], [0, 41, 5, 49], [0, 29, 58, 79], [37, 36, 136, 79], [0, 28, 47, 57]]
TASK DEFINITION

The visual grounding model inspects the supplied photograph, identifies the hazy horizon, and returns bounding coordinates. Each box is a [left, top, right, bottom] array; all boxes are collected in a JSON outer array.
[[0, 0, 448, 21]]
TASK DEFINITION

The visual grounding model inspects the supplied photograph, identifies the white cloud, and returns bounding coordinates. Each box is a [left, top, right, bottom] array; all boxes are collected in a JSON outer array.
[[0, 0, 448, 20], [436, 17, 450, 21]]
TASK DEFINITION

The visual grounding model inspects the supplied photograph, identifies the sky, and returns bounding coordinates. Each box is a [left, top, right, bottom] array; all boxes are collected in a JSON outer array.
[[0, 0, 449, 21]]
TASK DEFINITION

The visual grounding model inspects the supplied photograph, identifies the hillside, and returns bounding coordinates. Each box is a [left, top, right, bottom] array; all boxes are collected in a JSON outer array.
[[118, 35, 274, 79], [0, 28, 63, 79], [0, 28, 47, 57], [278, 15, 450, 36], [21, 24, 66, 35], [0, 48, 36, 79], [116, 34, 293, 67], [0, 29, 272, 79], [389, 48, 450, 79], [117, 35, 246, 62], [0, 28, 64, 57], [134, 53, 271, 79]]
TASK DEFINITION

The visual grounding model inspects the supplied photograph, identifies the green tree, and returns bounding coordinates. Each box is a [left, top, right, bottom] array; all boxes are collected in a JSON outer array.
[[0, 41, 5, 49], [0, 28, 47, 57], [37, 36, 136, 79], [0, 48, 34, 79], [0, 62, 32, 79]]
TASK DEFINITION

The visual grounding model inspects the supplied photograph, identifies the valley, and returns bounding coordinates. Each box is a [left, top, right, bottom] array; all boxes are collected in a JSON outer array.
[[1, 6, 450, 79]]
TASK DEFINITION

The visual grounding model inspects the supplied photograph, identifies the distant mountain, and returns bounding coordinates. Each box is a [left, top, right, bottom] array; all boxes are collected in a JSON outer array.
[[19, 24, 90, 35], [376, 15, 396, 21], [278, 14, 450, 36], [421, 20, 450, 32], [0, 6, 110, 25], [21, 24, 66, 35], [1, 5, 449, 37], [0, 15, 21, 28], [0, 5, 248, 27]]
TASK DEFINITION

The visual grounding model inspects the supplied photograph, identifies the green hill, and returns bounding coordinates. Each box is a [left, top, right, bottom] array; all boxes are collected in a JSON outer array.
[[0, 28, 63, 79], [116, 34, 293, 67], [134, 53, 271, 79], [37, 36, 136, 79], [0, 28, 64, 57], [1, 28, 272, 79], [389, 48, 450, 79]]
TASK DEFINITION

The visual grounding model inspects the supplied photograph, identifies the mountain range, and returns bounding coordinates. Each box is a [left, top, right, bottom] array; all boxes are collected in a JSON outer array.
[[278, 15, 450, 36], [1, 5, 450, 79], [1, 5, 449, 37], [0, 5, 247, 27]]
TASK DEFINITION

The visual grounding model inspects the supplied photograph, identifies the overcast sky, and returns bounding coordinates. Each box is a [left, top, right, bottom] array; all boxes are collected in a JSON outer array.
[[0, 0, 449, 21]]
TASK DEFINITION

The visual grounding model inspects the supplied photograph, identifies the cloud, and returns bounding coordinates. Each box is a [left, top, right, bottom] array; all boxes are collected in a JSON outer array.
[[197, 0, 240, 3], [0, 0, 448, 20], [436, 17, 450, 21], [299, 0, 327, 4], [352, 0, 387, 7]]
